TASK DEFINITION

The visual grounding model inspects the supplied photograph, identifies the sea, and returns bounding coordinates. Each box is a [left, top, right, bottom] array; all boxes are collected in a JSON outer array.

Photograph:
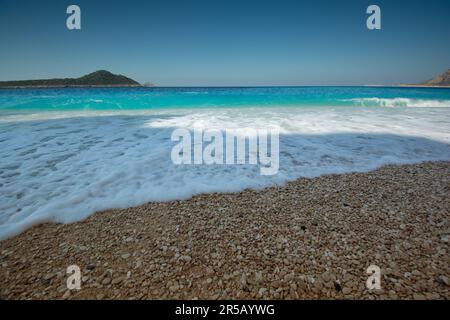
[[0, 86, 449, 239]]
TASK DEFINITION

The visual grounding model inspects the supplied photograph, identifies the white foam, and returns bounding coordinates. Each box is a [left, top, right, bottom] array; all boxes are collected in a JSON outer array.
[[0, 106, 449, 239], [346, 98, 450, 108]]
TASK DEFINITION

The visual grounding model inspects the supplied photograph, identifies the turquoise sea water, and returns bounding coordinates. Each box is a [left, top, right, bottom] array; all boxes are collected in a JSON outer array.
[[1, 86, 450, 110], [0, 86, 449, 239]]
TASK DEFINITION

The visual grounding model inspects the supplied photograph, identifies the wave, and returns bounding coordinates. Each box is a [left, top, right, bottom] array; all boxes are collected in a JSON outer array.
[[345, 98, 450, 108], [0, 106, 450, 239]]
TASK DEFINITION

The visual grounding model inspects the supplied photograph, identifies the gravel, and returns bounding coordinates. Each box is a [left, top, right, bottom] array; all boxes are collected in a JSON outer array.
[[0, 161, 449, 300]]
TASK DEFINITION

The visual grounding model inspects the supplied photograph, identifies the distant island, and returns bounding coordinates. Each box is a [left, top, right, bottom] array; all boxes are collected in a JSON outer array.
[[1, 68, 448, 88], [0, 70, 145, 88], [401, 69, 450, 88], [418, 69, 450, 87]]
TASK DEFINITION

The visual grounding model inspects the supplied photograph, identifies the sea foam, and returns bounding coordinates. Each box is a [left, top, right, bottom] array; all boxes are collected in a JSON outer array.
[[0, 105, 449, 239], [346, 97, 450, 108]]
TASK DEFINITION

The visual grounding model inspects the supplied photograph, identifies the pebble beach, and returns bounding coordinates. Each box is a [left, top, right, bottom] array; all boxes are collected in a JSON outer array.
[[1, 161, 449, 300]]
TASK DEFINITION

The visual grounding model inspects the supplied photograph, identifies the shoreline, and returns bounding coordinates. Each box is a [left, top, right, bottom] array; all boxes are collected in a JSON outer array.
[[1, 161, 449, 299]]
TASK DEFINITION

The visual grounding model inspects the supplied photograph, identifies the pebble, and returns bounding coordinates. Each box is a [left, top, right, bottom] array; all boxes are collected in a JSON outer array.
[[181, 255, 192, 262], [62, 290, 71, 300], [321, 272, 331, 282], [169, 285, 179, 292], [258, 288, 267, 297], [342, 287, 352, 295], [255, 271, 263, 283], [1, 162, 449, 300], [43, 273, 56, 281], [57, 285, 67, 293], [112, 277, 124, 285], [413, 293, 426, 300], [86, 263, 96, 271]]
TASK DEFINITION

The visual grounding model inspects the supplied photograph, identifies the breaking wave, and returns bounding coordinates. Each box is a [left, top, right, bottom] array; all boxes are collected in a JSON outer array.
[[346, 98, 450, 108]]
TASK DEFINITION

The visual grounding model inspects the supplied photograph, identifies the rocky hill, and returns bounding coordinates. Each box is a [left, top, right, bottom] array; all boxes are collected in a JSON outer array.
[[0, 70, 141, 88], [418, 69, 450, 87]]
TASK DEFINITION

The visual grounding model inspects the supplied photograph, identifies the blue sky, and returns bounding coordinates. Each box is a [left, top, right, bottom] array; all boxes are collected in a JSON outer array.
[[0, 0, 449, 86]]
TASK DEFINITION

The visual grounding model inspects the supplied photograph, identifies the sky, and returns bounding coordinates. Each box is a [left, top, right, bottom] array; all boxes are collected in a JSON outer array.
[[0, 0, 449, 86]]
